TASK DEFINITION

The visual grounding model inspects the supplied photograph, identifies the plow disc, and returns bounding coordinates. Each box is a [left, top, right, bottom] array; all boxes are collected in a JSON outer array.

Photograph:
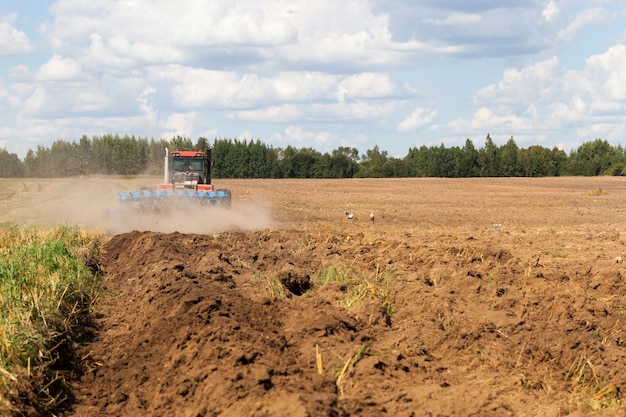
[[118, 188, 232, 213]]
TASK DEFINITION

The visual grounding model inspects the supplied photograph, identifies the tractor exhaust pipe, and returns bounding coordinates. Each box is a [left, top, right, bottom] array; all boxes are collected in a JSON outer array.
[[164, 147, 169, 184], [206, 148, 212, 185]]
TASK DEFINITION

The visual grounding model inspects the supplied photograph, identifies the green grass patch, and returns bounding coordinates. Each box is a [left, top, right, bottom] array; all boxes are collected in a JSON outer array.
[[0, 226, 105, 416], [312, 263, 395, 323], [566, 353, 622, 411], [334, 340, 375, 395]]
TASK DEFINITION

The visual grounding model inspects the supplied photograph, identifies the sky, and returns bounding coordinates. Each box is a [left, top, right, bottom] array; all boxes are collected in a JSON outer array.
[[2, 1, 626, 160]]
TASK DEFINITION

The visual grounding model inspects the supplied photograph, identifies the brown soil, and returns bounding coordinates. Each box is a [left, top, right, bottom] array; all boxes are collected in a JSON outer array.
[[55, 177, 626, 416]]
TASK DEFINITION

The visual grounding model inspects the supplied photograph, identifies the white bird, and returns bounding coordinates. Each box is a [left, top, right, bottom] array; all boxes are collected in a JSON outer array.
[[370, 211, 375, 223], [345, 209, 355, 220]]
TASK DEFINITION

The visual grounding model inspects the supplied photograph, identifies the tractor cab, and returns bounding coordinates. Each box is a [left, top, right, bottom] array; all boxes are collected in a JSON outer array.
[[157, 149, 214, 192], [119, 146, 231, 212]]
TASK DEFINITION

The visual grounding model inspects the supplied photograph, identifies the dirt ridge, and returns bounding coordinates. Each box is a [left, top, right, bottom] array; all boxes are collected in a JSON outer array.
[[64, 224, 626, 416]]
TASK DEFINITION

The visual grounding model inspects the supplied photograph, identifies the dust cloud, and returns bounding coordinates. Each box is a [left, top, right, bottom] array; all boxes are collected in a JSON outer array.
[[7, 177, 273, 235], [102, 203, 273, 235]]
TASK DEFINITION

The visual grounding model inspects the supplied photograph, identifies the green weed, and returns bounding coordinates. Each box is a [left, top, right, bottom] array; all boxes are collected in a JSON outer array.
[[334, 340, 375, 395], [0, 226, 105, 416], [566, 353, 622, 411], [267, 279, 285, 297], [312, 263, 395, 323], [425, 268, 448, 287]]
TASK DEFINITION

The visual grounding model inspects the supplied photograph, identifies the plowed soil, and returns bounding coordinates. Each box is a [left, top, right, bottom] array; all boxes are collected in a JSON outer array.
[[9, 177, 626, 416]]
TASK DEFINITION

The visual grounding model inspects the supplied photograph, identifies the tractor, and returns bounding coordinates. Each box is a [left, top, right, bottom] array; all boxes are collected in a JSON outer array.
[[118, 148, 231, 212]]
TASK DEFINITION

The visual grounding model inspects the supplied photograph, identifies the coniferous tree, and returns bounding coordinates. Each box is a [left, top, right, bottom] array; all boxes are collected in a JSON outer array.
[[480, 134, 500, 177], [500, 137, 522, 177], [195, 137, 210, 152], [404, 145, 429, 177], [170, 135, 195, 151], [430, 144, 457, 177], [0, 148, 24, 177], [211, 138, 234, 178], [458, 139, 479, 177], [76, 135, 92, 175]]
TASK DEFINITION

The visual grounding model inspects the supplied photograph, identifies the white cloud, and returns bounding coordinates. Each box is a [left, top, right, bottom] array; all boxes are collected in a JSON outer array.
[[577, 122, 626, 144], [444, 39, 626, 147], [549, 97, 586, 123], [397, 107, 437, 132], [36, 54, 83, 81], [422, 13, 482, 26], [0, 84, 8, 112], [7, 82, 36, 102], [137, 86, 158, 121], [7, 76, 144, 120], [558, 7, 614, 42], [338, 73, 396, 98], [168, 67, 397, 110], [21, 85, 47, 116], [71, 89, 110, 113], [271, 126, 333, 147], [0, 14, 34, 55], [108, 34, 185, 64], [237, 130, 255, 141], [227, 105, 301, 123], [584, 43, 626, 101], [41, 0, 432, 72], [209, 3, 297, 45], [3, 113, 71, 157], [164, 112, 198, 137], [229, 100, 399, 123], [474, 57, 562, 105], [170, 69, 259, 108], [542, 1, 560, 24], [82, 33, 138, 71], [8, 64, 32, 80]]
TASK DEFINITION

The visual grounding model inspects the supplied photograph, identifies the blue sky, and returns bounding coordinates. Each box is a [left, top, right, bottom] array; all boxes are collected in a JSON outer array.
[[2, 1, 626, 159]]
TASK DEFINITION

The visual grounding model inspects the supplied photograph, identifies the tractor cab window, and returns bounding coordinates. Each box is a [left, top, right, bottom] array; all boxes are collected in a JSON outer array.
[[173, 159, 202, 171]]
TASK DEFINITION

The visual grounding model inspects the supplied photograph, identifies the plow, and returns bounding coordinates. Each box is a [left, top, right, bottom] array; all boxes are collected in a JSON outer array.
[[118, 188, 231, 211], [116, 148, 231, 215]]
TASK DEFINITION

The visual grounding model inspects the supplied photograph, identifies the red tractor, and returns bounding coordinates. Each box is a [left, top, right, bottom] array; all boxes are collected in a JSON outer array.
[[118, 148, 231, 212]]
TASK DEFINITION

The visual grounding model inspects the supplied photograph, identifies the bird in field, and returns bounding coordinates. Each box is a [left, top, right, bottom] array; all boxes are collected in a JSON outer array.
[[344, 209, 355, 220], [370, 211, 375, 223]]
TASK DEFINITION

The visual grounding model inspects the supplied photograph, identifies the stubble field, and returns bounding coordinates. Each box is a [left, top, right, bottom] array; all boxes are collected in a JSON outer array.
[[2, 176, 626, 416]]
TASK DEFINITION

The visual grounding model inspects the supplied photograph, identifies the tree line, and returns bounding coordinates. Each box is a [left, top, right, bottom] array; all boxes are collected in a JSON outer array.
[[1, 133, 626, 179]]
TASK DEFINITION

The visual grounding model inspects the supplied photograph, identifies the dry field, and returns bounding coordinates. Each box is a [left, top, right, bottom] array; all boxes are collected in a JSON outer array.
[[2, 176, 626, 416]]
